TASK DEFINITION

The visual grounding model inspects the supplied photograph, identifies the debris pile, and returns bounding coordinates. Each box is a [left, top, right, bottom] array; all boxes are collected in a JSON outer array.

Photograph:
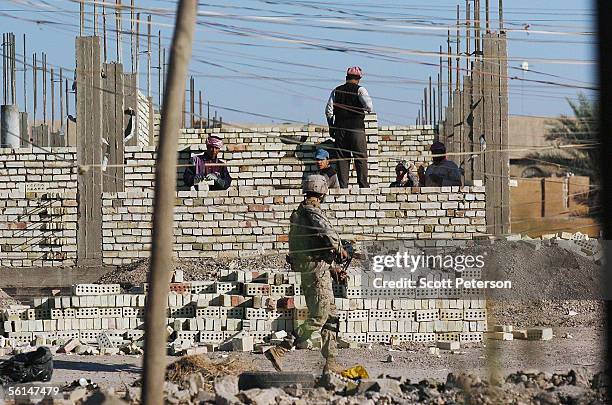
[[116, 368, 609, 404]]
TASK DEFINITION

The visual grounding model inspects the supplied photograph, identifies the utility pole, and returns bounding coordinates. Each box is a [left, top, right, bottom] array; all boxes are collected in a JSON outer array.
[[456, 5, 460, 91], [51, 67, 55, 132], [437, 73, 442, 122], [439, 46, 443, 121], [147, 14, 152, 98], [466, 0, 471, 71], [103, 4, 108, 62], [423, 88, 428, 125], [199, 90, 203, 129], [433, 88, 436, 127], [141, 2, 198, 405], [79, 0, 84, 36], [475, 0, 481, 54], [428, 76, 433, 124], [131, 0, 135, 72], [33, 53, 37, 123], [158, 30, 162, 108], [190, 76, 194, 127], [23, 34, 27, 112], [447, 30, 452, 105], [499, 0, 504, 31], [136, 12, 141, 74], [93, 2, 98, 36], [2, 34, 6, 105], [116, 0, 122, 63], [59, 68, 64, 127], [486, 0, 490, 33], [42, 53, 47, 125]]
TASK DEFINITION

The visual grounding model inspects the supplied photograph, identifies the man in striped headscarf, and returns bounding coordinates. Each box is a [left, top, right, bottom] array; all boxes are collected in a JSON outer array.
[[183, 135, 232, 191]]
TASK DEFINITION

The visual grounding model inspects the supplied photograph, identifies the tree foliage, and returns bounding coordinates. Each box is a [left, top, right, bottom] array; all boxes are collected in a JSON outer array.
[[528, 93, 599, 183]]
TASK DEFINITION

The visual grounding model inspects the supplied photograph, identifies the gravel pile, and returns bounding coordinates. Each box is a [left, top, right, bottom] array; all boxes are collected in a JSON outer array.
[[97, 258, 223, 285], [467, 241, 606, 328], [0, 287, 18, 309], [489, 299, 605, 328]]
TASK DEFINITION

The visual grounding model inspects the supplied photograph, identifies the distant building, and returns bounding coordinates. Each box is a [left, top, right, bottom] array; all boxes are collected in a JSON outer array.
[[509, 115, 565, 178]]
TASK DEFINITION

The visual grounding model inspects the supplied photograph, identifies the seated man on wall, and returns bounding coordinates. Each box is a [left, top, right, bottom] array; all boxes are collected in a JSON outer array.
[[315, 148, 340, 189], [183, 135, 232, 191], [390, 160, 419, 187], [424, 141, 462, 187]]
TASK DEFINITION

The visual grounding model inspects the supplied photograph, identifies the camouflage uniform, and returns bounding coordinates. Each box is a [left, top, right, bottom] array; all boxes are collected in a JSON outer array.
[[289, 196, 342, 361]]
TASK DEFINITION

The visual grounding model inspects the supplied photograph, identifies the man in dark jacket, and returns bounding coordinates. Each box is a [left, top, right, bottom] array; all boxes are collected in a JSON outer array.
[[183, 135, 232, 191], [325, 66, 374, 188], [424, 141, 462, 187]]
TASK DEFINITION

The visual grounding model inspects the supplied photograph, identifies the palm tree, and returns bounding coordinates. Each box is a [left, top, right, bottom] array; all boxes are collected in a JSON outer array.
[[527, 93, 599, 184]]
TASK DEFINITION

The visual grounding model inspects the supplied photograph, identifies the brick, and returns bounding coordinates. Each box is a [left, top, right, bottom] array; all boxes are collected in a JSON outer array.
[[437, 341, 460, 350], [512, 330, 528, 340], [185, 346, 209, 356], [59, 338, 81, 353]]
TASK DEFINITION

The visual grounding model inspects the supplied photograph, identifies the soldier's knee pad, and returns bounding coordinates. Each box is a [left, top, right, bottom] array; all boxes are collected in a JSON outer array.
[[322, 316, 340, 333]]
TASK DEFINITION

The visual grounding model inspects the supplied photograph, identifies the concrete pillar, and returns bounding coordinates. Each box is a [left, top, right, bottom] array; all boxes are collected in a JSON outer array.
[[1, 105, 20, 148], [19, 112, 29, 148]]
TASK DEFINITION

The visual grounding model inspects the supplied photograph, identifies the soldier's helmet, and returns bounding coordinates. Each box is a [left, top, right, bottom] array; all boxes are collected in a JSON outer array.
[[302, 174, 328, 196]]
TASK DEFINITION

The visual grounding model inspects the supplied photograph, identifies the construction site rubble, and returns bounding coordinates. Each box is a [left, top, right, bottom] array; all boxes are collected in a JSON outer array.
[[45, 367, 608, 404]]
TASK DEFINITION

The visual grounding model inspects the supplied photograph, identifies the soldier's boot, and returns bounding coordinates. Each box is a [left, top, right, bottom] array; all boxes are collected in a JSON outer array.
[[322, 357, 344, 376], [264, 341, 293, 372]]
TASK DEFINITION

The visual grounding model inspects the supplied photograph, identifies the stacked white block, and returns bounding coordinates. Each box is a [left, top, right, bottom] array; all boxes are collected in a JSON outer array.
[[0, 268, 486, 349]]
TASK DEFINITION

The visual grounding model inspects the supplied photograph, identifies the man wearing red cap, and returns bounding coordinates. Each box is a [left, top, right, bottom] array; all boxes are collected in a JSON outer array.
[[183, 135, 232, 191], [325, 66, 374, 188], [424, 141, 462, 187]]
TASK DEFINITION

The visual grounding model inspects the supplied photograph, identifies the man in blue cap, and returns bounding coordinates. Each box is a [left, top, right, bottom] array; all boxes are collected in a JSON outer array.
[[315, 148, 340, 189]]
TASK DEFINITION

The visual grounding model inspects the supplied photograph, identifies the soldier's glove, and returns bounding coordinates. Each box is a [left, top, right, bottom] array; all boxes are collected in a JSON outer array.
[[327, 116, 334, 127], [205, 173, 218, 182], [330, 266, 348, 285]]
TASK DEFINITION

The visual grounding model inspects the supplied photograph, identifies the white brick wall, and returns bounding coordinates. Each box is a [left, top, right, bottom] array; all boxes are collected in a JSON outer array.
[[101, 186, 486, 265], [0, 148, 78, 267]]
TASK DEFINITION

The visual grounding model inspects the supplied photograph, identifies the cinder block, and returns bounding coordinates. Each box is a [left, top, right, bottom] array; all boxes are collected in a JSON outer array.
[[231, 335, 254, 352], [484, 332, 513, 341], [527, 328, 553, 341], [512, 330, 528, 340], [493, 325, 513, 333], [437, 341, 460, 350], [185, 346, 208, 356], [59, 337, 81, 353], [173, 270, 184, 283]]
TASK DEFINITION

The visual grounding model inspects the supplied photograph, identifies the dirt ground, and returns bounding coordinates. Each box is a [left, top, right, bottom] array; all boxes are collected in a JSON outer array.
[[3, 326, 602, 390]]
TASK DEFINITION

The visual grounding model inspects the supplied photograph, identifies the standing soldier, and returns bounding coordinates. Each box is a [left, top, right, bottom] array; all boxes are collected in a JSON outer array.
[[265, 175, 348, 375], [325, 66, 374, 188]]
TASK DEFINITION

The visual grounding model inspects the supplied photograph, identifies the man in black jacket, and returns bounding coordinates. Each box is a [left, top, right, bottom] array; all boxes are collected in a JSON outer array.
[[325, 66, 374, 188]]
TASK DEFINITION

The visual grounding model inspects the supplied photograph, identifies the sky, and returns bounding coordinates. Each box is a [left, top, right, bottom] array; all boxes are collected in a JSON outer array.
[[0, 0, 597, 126]]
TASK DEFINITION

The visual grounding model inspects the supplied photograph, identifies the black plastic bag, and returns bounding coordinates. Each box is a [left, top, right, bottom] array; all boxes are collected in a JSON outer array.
[[0, 347, 53, 384]]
